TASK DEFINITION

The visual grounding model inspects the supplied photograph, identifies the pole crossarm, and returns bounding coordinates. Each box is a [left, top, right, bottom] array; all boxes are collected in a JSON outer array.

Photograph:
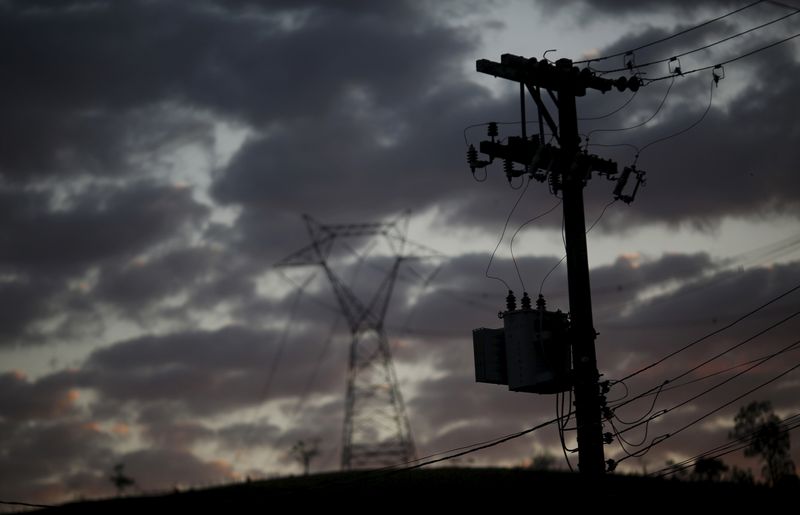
[[476, 54, 641, 96]]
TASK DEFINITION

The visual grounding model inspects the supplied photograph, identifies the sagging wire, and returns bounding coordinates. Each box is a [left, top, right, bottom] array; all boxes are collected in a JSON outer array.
[[556, 388, 576, 472], [633, 74, 716, 167], [509, 200, 562, 294], [615, 357, 800, 467], [611, 380, 668, 425], [485, 176, 532, 291], [578, 91, 638, 121], [606, 379, 630, 404], [592, 8, 800, 75], [607, 336, 800, 470], [574, 1, 766, 65], [642, 29, 800, 83], [584, 76, 676, 151]]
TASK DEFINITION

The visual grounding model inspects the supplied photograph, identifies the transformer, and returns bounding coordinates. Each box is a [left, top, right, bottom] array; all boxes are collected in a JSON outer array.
[[473, 292, 571, 394]]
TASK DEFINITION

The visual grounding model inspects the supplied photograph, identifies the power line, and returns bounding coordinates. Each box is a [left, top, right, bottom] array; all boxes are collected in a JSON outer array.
[[390, 417, 561, 473], [578, 91, 638, 121], [615, 336, 800, 438], [613, 308, 800, 417], [575, 1, 766, 65], [615, 281, 800, 384], [634, 76, 716, 164], [585, 76, 676, 143], [630, 340, 800, 398], [644, 29, 800, 83], [594, 8, 800, 75], [614, 356, 800, 467], [652, 412, 800, 477]]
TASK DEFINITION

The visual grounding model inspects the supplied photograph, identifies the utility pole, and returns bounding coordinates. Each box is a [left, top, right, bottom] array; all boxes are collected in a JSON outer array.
[[470, 55, 644, 477]]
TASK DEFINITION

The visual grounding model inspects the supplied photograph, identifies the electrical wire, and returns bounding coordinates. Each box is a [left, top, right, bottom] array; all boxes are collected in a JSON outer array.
[[615, 356, 800, 465], [644, 29, 800, 83], [629, 340, 800, 398], [609, 415, 652, 454], [613, 308, 800, 418], [539, 199, 617, 296], [574, 1, 766, 65], [509, 200, 562, 293], [652, 412, 800, 477], [607, 379, 630, 404], [613, 381, 668, 425], [662, 411, 800, 473], [578, 91, 638, 121], [585, 76, 675, 145], [232, 278, 312, 468], [594, 8, 800, 75], [291, 315, 340, 417], [616, 336, 800, 441], [485, 176, 532, 292], [615, 281, 800, 384], [634, 75, 716, 165], [391, 417, 561, 473], [556, 389, 576, 471]]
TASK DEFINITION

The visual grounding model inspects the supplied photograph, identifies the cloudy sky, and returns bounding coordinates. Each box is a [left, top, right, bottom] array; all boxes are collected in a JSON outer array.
[[2, 0, 800, 505]]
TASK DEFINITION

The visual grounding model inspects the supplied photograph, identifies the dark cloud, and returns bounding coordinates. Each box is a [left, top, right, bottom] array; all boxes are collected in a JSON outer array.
[[0, 419, 115, 504], [0, 182, 208, 278], [95, 246, 219, 313], [0, 370, 80, 421], [77, 323, 348, 416]]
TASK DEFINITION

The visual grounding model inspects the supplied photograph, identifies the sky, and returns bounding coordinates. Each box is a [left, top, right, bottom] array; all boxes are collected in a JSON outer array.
[[2, 0, 800, 505]]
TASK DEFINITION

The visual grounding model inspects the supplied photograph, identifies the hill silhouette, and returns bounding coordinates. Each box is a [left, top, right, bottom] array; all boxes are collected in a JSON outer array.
[[33, 467, 797, 512]]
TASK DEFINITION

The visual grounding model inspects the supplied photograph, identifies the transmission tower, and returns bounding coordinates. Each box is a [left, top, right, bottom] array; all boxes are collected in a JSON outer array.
[[275, 214, 419, 469]]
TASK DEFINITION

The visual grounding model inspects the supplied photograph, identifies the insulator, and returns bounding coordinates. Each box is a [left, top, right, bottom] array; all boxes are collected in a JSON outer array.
[[603, 432, 614, 445], [487, 121, 498, 139], [536, 294, 546, 311], [520, 292, 531, 310], [628, 76, 641, 92], [467, 144, 478, 170], [503, 158, 514, 179], [606, 459, 617, 472], [713, 65, 725, 87], [613, 166, 632, 198], [505, 290, 517, 312], [669, 56, 682, 76], [614, 76, 627, 92], [548, 169, 561, 193]]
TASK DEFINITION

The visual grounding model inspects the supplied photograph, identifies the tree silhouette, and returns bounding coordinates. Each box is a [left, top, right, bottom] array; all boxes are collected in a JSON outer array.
[[290, 439, 320, 476], [109, 463, 135, 495], [730, 401, 796, 486], [693, 457, 728, 482], [529, 452, 557, 471]]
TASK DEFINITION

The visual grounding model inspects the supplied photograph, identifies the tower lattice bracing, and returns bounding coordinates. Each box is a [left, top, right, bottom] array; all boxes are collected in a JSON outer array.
[[276, 215, 418, 469]]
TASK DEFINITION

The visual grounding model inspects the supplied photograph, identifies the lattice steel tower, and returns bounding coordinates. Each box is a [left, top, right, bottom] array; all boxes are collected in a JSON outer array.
[[276, 215, 417, 469]]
